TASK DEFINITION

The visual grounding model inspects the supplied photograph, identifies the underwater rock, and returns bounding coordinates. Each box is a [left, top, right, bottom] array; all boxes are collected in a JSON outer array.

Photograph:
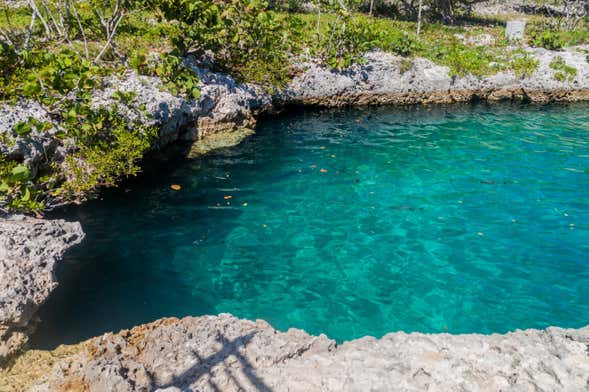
[[187, 127, 255, 159], [0, 215, 84, 362], [25, 314, 589, 391]]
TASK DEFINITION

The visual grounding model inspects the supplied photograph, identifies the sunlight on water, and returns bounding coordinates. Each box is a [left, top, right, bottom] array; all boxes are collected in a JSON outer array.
[[34, 102, 589, 347]]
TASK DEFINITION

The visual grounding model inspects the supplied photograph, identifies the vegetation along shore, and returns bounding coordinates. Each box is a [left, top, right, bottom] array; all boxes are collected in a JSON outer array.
[[1, 0, 588, 391]]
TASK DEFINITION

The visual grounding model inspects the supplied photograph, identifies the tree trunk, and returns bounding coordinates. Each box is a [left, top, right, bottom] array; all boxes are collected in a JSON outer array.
[[417, 0, 423, 36]]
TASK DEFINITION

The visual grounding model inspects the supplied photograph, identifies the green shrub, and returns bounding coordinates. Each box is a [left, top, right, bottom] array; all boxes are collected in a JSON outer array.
[[1, 105, 158, 213], [376, 29, 420, 56], [57, 107, 157, 201], [529, 29, 564, 51], [0, 48, 107, 105], [426, 38, 499, 76], [510, 50, 539, 79], [0, 159, 44, 213], [155, 52, 201, 100], [549, 56, 577, 82], [0, 2, 163, 212], [310, 12, 419, 69], [156, 0, 299, 88], [319, 15, 377, 69]]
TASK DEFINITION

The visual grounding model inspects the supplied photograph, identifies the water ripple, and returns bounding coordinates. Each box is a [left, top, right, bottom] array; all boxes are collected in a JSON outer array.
[[33, 102, 589, 348]]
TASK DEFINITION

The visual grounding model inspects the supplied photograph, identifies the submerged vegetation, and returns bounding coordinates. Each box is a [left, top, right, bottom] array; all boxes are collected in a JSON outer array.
[[0, 0, 587, 213]]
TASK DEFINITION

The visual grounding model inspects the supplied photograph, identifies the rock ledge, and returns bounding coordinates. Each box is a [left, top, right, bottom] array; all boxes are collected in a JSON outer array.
[[0, 215, 84, 361], [22, 314, 589, 392]]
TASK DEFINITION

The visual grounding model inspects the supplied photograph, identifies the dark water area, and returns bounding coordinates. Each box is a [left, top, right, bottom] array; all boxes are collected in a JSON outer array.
[[32, 102, 589, 348]]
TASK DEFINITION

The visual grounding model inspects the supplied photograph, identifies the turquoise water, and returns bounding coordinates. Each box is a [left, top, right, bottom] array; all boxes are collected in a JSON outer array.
[[34, 103, 589, 348]]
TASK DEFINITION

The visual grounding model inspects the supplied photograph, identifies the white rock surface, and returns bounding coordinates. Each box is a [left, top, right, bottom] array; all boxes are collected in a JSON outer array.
[[284, 47, 589, 106], [91, 66, 271, 143], [473, 0, 586, 18], [0, 215, 84, 361], [0, 100, 64, 171], [29, 314, 589, 392]]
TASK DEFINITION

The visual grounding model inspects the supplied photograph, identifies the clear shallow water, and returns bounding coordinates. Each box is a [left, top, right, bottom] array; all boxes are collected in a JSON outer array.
[[34, 103, 589, 348]]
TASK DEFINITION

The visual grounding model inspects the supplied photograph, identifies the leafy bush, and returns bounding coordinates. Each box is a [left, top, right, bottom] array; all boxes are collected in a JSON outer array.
[[129, 49, 201, 99], [57, 106, 157, 201], [319, 14, 378, 69], [310, 11, 419, 69], [1, 49, 106, 105], [0, 3, 163, 212], [156, 0, 300, 88], [376, 28, 420, 56], [0, 158, 44, 213], [529, 29, 564, 50], [0, 105, 158, 212], [425, 37, 497, 76], [510, 50, 539, 79], [549, 56, 577, 82]]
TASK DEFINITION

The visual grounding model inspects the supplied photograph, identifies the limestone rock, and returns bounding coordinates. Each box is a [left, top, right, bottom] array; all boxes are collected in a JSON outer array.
[[0, 100, 66, 172], [0, 66, 271, 210], [522, 47, 589, 101], [0, 215, 84, 361], [473, 0, 586, 18], [91, 64, 271, 144], [28, 314, 589, 392], [284, 47, 589, 107]]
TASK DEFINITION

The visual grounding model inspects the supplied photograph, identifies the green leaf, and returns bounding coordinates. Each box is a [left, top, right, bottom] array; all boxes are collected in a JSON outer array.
[[0, 181, 10, 193], [14, 121, 33, 137], [21, 187, 31, 202], [11, 165, 30, 182]]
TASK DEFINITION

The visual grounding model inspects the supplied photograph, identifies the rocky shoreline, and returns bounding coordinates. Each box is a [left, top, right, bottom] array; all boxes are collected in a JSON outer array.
[[2, 45, 589, 389], [283, 47, 589, 106], [3, 314, 589, 391], [0, 215, 84, 362], [3, 46, 589, 207]]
